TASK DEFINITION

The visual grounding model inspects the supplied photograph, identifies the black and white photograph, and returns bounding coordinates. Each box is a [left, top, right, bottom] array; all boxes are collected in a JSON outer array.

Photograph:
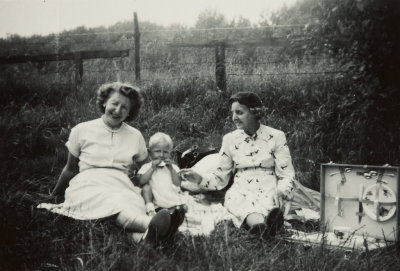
[[1, 0, 399, 270]]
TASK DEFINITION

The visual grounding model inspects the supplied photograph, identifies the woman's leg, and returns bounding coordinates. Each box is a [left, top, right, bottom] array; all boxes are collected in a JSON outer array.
[[246, 209, 284, 239], [116, 207, 186, 246], [265, 208, 284, 237], [115, 209, 151, 232], [245, 212, 268, 238]]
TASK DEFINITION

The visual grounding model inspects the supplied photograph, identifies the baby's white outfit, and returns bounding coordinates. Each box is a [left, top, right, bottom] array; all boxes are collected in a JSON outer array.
[[138, 162, 186, 208]]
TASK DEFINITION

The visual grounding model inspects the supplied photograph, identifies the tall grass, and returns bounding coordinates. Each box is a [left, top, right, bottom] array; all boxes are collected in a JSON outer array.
[[1, 43, 400, 270]]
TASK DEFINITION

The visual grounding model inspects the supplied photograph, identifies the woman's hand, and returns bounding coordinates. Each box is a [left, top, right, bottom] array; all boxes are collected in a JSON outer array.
[[275, 189, 285, 210], [178, 169, 203, 184]]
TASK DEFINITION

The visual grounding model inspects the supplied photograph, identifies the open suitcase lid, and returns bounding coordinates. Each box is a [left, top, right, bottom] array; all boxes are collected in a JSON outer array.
[[320, 163, 400, 242]]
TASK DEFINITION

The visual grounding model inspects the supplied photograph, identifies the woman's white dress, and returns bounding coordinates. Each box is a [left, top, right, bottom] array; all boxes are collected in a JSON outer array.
[[38, 118, 148, 220], [198, 124, 295, 227]]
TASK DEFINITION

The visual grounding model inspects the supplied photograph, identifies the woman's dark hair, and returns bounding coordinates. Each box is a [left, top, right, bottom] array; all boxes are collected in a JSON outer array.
[[229, 91, 264, 120], [96, 82, 143, 122]]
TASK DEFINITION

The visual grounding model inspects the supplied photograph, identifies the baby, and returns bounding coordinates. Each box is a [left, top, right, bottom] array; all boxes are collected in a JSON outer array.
[[138, 132, 186, 215]]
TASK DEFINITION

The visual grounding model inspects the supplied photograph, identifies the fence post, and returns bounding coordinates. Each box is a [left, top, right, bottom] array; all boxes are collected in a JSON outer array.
[[215, 42, 226, 92], [74, 52, 83, 91], [133, 12, 141, 81]]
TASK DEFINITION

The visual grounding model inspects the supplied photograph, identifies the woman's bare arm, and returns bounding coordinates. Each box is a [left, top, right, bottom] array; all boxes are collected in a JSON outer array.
[[51, 152, 79, 196]]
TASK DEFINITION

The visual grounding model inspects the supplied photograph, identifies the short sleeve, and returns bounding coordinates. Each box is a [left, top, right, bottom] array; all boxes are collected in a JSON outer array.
[[138, 162, 151, 175], [135, 133, 148, 162], [65, 126, 80, 158]]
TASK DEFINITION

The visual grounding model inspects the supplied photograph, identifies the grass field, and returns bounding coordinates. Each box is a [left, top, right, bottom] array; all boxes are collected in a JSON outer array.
[[1, 45, 400, 270]]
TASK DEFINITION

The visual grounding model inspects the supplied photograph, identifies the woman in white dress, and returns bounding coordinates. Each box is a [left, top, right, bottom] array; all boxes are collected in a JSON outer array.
[[38, 82, 185, 246], [180, 92, 295, 239]]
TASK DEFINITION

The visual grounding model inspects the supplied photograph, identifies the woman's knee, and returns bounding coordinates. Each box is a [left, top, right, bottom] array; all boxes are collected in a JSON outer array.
[[245, 212, 265, 227], [116, 210, 151, 232]]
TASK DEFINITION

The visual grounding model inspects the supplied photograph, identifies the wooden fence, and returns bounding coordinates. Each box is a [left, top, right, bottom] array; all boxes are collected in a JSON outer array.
[[0, 12, 143, 91], [0, 49, 129, 89], [0, 13, 338, 91]]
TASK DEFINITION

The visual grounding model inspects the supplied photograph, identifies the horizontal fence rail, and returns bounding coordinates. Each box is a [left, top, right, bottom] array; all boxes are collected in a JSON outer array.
[[0, 49, 129, 64]]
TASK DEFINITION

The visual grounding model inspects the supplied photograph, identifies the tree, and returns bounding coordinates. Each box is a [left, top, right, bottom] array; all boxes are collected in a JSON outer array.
[[229, 16, 251, 28], [269, 0, 400, 163], [195, 9, 228, 29], [312, 0, 400, 163], [273, 0, 400, 91]]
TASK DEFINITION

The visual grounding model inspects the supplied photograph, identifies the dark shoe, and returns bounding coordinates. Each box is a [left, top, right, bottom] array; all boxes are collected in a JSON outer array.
[[265, 208, 284, 238], [144, 209, 171, 247], [248, 223, 268, 238], [162, 205, 186, 245]]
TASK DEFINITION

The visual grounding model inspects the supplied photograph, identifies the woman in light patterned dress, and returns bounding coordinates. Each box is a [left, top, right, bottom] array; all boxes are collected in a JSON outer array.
[[180, 92, 295, 239], [38, 82, 185, 246]]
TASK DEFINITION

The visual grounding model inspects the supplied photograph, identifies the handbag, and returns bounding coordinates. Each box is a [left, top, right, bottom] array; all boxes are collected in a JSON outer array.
[[176, 145, 217, 169]]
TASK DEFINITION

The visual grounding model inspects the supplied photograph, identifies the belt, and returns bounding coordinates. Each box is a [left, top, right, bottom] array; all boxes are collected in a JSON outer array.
[[236, 167, 274, 175]]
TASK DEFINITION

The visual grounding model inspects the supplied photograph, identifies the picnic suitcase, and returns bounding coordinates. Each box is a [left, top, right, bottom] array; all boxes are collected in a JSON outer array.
[[320, 163, 400, 242]]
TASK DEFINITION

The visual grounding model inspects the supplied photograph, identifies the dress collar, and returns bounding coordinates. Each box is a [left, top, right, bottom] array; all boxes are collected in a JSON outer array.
[[238, 125, 264, 142], [100, 115, 124, 133]]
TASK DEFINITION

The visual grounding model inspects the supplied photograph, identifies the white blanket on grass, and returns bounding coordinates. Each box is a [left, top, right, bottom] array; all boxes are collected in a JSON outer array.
[[178, 194, 234, 236], [178, 154, 235, 235]]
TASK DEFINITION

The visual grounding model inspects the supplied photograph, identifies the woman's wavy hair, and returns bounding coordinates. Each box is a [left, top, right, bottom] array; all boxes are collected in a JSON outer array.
[[229, 91, 266, 120], [96, 82, 143, 122]]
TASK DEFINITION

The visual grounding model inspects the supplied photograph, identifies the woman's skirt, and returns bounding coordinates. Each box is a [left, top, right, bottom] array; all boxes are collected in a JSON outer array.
[[38, 168, 146, 220], [224, 168, 278, 227]]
